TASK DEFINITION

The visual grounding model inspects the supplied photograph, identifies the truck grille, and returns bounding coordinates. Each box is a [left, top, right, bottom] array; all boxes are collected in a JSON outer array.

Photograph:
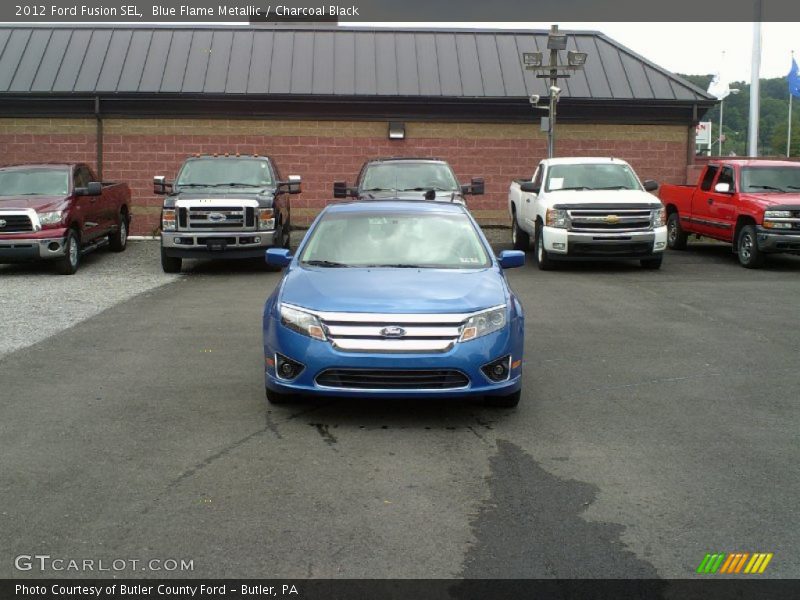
[[568, 209, 652, 232], [312, 308, 480, 354], [0, 214, 34, 233], [187, 206, 250, 229], [316, 368, 469, 390]]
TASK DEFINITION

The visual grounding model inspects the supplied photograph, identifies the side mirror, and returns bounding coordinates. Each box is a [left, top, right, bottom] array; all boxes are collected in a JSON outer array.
[[266, 248, 292, 268], [714, 182, 731, 193], [498, 250, 525, 269], [285, 175, 302, 195], [153, 175, 172, 195], [470, 177, 485, 195], [520, 181, 540, 194], [333, 181, 348, 198], [643, 179, 659, 192], [85, 181, 102, 196]]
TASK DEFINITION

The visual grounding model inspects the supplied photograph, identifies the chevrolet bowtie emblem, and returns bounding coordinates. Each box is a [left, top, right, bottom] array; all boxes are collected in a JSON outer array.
[[605, 215, 620, 224]]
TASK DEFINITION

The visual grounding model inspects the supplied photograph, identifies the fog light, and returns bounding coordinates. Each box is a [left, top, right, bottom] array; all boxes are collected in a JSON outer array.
[[482, 355, 511, 383], [275, 353, 304, 380], [48, 242, 60, 251], [553, 242, 565, 250]]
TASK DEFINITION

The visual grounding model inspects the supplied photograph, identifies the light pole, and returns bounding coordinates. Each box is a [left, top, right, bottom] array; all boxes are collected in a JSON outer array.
[[719, 88, 740, 155], [522, 25, 587, 158]]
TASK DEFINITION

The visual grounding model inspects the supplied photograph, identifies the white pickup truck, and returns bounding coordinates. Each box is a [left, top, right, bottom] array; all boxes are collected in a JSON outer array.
[[508, 157, 668, 270]]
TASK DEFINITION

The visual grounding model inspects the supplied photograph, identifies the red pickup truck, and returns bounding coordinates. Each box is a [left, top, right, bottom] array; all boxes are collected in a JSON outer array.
[[0, 163, 131, 274], [660, 159, 800, 268]]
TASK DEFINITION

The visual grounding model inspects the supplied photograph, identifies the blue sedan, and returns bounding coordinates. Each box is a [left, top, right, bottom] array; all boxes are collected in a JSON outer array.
[[263, 200, 525, 407]]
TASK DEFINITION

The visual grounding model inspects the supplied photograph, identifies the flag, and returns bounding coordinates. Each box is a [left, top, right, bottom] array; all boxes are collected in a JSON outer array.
[[708, 70, 730, 100], [788, 58, 800, 98]]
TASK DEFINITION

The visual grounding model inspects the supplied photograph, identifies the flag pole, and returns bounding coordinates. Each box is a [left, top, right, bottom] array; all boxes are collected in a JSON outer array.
[[789, 51, 795, 158], [748, 4, 762, 157]]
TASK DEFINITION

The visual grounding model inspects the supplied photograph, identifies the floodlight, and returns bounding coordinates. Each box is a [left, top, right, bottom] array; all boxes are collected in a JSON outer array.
[[567, 51, 588, 66]]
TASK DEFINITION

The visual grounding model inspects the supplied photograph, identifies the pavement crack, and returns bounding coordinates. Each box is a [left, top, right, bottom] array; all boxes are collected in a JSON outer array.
[[264, 410, 283, 439], [309, 423, 339, 450], [168, 428, 266, 488]]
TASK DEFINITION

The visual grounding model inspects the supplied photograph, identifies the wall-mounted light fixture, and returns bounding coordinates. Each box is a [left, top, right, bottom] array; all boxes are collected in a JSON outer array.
[[388, 122, 405, 140], [567, 51, 588, 66], [522, 52, 543, 67]]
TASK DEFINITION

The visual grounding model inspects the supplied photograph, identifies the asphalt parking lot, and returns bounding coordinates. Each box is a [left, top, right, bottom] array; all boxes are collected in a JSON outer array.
[[1, 234, 799, 580]]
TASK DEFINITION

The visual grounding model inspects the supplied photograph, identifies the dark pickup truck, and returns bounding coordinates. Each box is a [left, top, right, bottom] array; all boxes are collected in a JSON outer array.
[[155, 154, 301, 273], [333, 157, 484, 204], [0, 163, 131, 274]]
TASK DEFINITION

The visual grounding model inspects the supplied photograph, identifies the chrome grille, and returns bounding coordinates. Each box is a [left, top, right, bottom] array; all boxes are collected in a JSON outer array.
[[0, 214, 34, 233], [187, 206, 248, 230], [567, 208, 652, 232]]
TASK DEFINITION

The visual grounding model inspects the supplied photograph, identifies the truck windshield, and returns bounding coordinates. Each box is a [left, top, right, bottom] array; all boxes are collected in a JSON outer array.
[[0, 168, 69, 197], [740, 167, 800, 192], [175, 158, 273, 188], [300, 211, 490, 269], [360, 162, 459, 192], [545, 163, 641, 192]]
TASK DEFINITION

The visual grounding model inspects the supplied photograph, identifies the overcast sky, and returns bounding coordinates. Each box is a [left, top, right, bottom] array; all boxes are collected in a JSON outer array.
[[351, 22, 797, 84]]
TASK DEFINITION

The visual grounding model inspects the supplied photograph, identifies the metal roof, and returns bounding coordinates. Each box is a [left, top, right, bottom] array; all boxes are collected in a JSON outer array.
[[0, 25, 713, 102]]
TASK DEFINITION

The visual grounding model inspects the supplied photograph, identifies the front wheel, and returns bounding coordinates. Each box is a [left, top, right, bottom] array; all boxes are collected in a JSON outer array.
[[666, 212, 688, 250], [484, 390, 521, 408], [161, 247, 182, 273], [511, 212, 530, 251], [55, 229, 80, 275], [535, 223, 555, 271], [109, 211, 128, 252], [640, 256, 663, 269], [737, 224, 765, 269]]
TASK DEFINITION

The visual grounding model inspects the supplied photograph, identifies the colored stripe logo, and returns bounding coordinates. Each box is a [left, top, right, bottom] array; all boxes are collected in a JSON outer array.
[[696, 552, 773, 574]]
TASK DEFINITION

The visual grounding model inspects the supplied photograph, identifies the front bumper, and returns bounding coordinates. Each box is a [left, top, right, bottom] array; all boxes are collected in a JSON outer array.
[[263, 320, 524, 399], [0, 232, 68, 263], [756, 227, 800, 253], [543, 226, 667, 260], [161, 229, 279, 259]]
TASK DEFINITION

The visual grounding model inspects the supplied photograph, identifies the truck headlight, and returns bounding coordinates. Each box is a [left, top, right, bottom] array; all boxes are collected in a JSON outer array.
[[652, 207, 666, 227], [545, 208, 568, 228], [162, 209, 176, 231], [258, 208, 275, 230], [280, 304, 326, 341], [38, 211, 63, 225], [764, 210, 792, 218], [460, 306, 507, 342]]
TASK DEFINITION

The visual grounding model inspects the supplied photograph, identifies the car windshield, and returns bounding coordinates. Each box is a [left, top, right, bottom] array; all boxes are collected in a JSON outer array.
[[360, 162, 459, 192], [176, 158, 273, 188], [0, 168, 70, 197], [545, 163, 642, 192], [300, 211, 491, 269], [740, 167, 800, 192]]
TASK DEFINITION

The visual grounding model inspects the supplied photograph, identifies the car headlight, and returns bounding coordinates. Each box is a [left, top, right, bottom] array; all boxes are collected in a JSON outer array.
[[162, 209, 176, 231], [652, 207, 666, 227], [38, 211, 63, 225], [764, 210, 792, 218], [280, 304, 326, 341], [258, 208, 275, 230], [460, 306, 507, 342], [545, 208, 568, 228]]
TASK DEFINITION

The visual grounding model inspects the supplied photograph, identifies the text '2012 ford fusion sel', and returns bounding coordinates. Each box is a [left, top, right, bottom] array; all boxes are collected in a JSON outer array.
[[262, 201, 525, 407]]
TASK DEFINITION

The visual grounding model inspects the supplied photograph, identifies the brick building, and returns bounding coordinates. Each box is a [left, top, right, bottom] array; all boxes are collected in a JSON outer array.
[[0, 25, 714, 235]]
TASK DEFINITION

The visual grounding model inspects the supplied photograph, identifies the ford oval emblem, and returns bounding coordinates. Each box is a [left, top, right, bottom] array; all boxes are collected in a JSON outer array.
[[207, 212, 226, 222], [380, 326, 406, 338]]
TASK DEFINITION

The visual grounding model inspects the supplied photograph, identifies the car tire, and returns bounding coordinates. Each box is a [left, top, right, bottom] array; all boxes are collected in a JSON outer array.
[[484, 390, 521, 408], [161, 246, 182, 273], [666, 212, 688, 250], [640, 256, 663, 269], [55, 229, 80, 275], [109, 211, 128, 252], [280, 216, 291, 249], [535, 223, 554, 271], [511, 211, 530, 251], [737, 224, 765, 269], [266, 388, 294, 405]]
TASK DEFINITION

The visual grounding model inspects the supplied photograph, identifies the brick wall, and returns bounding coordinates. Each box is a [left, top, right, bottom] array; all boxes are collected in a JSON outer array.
[[0, 118, 690, 236]]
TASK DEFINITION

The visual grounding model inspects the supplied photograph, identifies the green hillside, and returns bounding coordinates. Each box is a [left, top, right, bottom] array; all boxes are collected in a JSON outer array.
[[679, 74, 799, 157]]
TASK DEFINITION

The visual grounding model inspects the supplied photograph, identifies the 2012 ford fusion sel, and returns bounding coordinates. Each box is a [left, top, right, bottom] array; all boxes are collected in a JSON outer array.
[[262, 201, 525, 407]]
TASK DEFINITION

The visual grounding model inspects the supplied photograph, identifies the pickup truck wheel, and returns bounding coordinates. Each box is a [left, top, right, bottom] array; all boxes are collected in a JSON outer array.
[[161, 247, 182, 273], [512, 213, 530, 250], [666, 212, 688, 250], [737, 224, 765, 269], [535, 224, 554, 271], [55, 229, 80, 275], [640, 256, 663, 269], [279, 218, 291, 249], [266, 388, 294, 405], [484, 390, 521, 408], [109, 212, 128, 252]]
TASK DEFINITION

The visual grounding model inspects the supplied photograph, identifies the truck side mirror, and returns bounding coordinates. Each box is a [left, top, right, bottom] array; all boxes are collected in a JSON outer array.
[[266, 248, 292, 268], [470, 177, 485, 195], [333, 181, 348, 198], [153, 175, 172, 195], [286, 175, 302, 194], [85, 181, 102, 196], [520, 181, 540, 194], [714, 182, 731, 193], [643, 180, 659, 192]]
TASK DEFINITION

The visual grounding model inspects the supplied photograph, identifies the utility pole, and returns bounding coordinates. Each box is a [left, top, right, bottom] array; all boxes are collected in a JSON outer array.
[[748, 2, 762, 156]]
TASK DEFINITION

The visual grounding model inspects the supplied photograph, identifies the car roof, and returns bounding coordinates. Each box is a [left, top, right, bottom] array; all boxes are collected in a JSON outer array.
[[0, 163, 74, 170], [323, 200, 466, 215], [707, 159, 800, 168], [183, 154, 270, 160], [366, 157, 448, 164], [542, 157, 631, 166]]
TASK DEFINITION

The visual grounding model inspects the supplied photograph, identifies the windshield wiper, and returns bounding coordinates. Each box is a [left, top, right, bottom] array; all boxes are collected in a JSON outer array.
[[785, 185, 800, 190], [399, 187, 451, 192], [302, 260, 352, 268], [179, 182, 264, 188], [362, 187, 396, 192], [749, 185, 786, 192], [555, 186, 591, 191], [593, 186, 632, 190]]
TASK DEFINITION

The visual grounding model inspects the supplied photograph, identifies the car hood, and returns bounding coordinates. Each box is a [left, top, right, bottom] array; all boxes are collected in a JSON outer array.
[[280, 267, 506, 314], [739, 192, 800, 208], [0, 195, 69, 212], [548, 189, 661, 207]]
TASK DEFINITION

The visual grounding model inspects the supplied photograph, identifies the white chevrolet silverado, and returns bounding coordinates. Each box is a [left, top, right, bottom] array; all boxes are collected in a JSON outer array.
[[508, 157, 668, 270]]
